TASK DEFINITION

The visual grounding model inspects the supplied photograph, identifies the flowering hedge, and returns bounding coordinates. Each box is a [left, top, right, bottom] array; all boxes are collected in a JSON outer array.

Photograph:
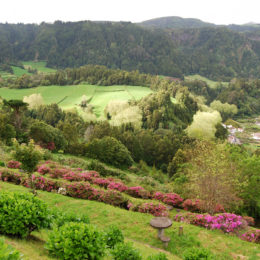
[[175, 213, 246, 233], [153, 192, 183, 207], [240, 229, 260, 243], [7, 160, 21, 169], [131, 202, 168, 217]]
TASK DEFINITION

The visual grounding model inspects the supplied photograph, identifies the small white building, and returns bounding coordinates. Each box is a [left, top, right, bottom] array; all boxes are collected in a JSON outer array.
[[252, 133, 260, 140]]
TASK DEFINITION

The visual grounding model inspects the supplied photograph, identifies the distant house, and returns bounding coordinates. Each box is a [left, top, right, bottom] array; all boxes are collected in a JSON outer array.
[[252, 133, 260, 140], [228, 135, 241, 145]]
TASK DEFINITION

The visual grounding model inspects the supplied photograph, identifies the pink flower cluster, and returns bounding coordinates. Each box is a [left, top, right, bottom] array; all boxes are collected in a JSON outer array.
[[240, 229, 260, 243], [7, 160, 21, 169], [37, 164, 52, 175], [175, 213, 245, 233], [131, 202, 168, 217], [154, 191, 183, 207]]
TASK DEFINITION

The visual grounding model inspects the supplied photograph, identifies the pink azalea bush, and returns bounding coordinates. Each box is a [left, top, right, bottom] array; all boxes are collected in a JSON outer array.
[[7, 160, 21, 169], [175, 213, 246, 233], [154, 191, 183, 207], [240, 229, 260, 243], [131, 202, 168, 217], [37, 164, 52, 175], [108, 182, 128, 192], [126, 186, 144, 198]]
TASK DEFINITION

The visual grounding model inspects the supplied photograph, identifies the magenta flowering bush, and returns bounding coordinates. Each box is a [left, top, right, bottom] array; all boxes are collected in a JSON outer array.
[[37, 164, 52, 175], [153, 191, 183, 207], [132, 202, 168, 217], [175, 213, 246, 233], [108, 182, 128, 192], [7, 160, 21, 169], [240, 229, 260, 243], [126, 186, 144, 198], [93, 178, 111, 188]]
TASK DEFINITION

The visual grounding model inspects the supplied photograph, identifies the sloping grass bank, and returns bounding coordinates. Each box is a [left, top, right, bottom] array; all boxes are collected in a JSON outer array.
[[0, 182, 259, 260]]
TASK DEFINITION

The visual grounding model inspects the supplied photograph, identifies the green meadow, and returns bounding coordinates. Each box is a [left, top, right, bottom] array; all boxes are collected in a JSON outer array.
[[185, 74, 229, 88], [22, 61, 56, 74], [0, 84, 153, 116]]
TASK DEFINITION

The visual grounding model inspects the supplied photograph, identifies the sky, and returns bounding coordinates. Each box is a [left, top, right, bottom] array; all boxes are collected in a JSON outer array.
[[1, 0, 260, 25]]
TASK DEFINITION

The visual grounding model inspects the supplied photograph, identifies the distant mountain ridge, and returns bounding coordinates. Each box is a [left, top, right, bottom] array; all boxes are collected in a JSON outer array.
[[138, 16, 260, 32], [138, 16, 215, 29]]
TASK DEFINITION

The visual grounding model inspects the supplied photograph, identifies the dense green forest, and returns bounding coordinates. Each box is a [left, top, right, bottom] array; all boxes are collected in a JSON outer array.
[[1, 19, 260, 79]]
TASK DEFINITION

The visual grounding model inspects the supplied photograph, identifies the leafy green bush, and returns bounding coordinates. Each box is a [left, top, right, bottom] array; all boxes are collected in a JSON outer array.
[[0, 161, 5, 167], [147, 253, 168, 260], [104, 225, 124, 249], [46, 222, 106, 260], [183, 247, 215, 260], [0, 238, 22, 260], [0, 191, 50, 238], [85, 137, 134, 168], [111, 242, 142, 260]]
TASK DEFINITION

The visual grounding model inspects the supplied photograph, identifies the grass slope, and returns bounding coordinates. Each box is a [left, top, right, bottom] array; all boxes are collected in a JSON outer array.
[[22, 61, 56, 74], [0, 85, 152, 116], [185, 74, 229, 88], [0, 182, 259, 260]]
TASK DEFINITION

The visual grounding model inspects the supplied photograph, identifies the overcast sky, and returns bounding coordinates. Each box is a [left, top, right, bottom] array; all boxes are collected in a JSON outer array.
[[1, 0, 260, 25]]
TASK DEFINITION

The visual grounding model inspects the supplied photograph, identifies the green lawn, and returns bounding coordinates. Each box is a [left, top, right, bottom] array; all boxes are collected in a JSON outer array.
[[0, 84, 152, 116], [0, 182, 259, 260], [185, 74, 229, 89], [22, 61, 56, 74]]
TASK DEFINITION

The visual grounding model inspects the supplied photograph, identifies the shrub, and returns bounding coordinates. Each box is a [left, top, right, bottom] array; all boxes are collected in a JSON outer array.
[[104, 225, 124, 249], [111, 242, 142, 260], [108, 182, 128, 192], [0, 168, 25, 185], [7, 160, 21, 169], [242, 216, 255, 226], [126, 186, 144, 198], [37, 164, 52, 175], [101, 190, 129, 208], [182, 199, 203, 212], [147, 253, 168, 260], [240, 229, 260, 243], [153, 192, 183, 207], [175, 213, 245, 233], [182, 199, 225, 213], [0, 238, 22, 260], [85, 137, 134, 168], [132, 202, 168, 217], [183, 247, 215, 259], [46, 222, 106, 260], [0, 191, 50, 238], [0, 161, 5, 167]]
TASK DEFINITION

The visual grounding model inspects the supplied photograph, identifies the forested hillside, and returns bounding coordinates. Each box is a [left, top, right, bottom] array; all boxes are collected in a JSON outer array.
[[0, 21, 185, 77], [1, 19, 260, 80]]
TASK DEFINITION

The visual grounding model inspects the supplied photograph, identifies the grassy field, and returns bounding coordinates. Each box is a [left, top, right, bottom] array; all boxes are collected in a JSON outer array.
[[22, 61, 56, 74], [0, 61, 56, 79], [185, 74, 229, 89], [0, 84, 153, 116], [0, 181, 259, 260]]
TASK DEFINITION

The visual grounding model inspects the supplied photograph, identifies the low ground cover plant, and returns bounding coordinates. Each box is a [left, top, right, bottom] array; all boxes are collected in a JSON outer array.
[[0, 238, 22, 260], [183, 247, 215, 260], [111, 242, 142, 260], [0, 191, 50, 238]]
